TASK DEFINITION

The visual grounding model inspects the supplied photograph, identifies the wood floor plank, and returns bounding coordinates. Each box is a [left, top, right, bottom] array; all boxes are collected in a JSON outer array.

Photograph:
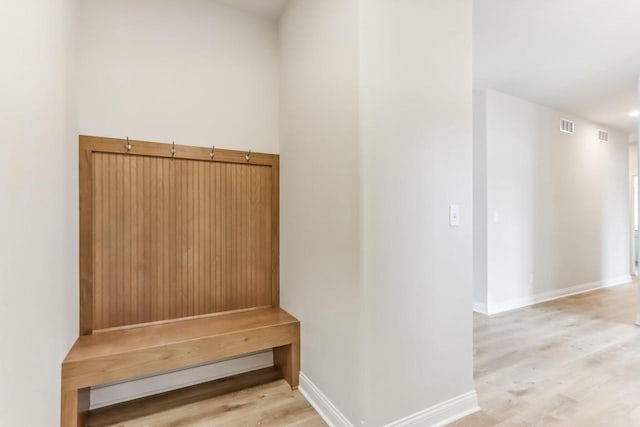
[[85, 368, 326, 427], [451, 281, 640, 426]]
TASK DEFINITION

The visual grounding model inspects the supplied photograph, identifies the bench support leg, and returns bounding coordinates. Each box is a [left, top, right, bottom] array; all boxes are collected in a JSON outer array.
[[61, 386, 89, 427], [274, 339, 300, 390]]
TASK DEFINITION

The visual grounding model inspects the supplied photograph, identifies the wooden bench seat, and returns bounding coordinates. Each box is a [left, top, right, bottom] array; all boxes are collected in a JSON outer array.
[[61, 308, 300, 427]]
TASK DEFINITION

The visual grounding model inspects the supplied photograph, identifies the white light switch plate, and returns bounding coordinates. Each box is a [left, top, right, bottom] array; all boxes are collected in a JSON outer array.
[[450, 204, 460, 226]]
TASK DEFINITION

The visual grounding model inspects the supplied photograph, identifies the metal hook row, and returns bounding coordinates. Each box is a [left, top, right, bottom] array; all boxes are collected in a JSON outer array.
[[124, 137, 251, 161]]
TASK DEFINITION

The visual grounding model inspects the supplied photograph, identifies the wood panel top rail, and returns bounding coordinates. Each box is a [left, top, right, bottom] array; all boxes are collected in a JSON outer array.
[[80, 135, 278, 166]]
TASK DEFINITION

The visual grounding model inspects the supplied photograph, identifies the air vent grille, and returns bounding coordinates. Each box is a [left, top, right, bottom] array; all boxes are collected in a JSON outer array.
[[598, 130, 609, 143], [560, 119, 574, 134]]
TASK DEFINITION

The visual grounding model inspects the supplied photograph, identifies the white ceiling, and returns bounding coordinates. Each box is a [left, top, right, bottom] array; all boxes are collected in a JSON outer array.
[[215, 0, 289, 20], [474, 0, 640, 133]]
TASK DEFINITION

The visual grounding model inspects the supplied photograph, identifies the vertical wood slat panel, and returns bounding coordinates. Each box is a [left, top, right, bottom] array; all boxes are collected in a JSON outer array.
[[92, 154, 102, 331], [92, 153, 273, 330], [79, 146, 93, 335]]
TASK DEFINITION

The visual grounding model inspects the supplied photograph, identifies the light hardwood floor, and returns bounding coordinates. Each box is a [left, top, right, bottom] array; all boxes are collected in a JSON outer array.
[[451, 281, 640, 427], [85, 368, 326, 427]]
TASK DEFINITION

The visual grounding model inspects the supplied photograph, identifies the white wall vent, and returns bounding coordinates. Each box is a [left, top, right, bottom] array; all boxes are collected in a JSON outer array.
[[560, 119, 574, 134], [598, 130, 609, 143]]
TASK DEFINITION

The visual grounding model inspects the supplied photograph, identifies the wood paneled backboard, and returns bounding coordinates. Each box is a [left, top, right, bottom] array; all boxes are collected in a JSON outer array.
[[79, 136, 280, 334]]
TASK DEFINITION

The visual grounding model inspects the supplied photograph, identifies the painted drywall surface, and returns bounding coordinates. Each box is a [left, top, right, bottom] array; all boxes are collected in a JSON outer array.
[[0, 0, 78, 425], [77, 0, 280, 405], [629, 143, 638, 274], [483, 89, 630, 308], [279, 0, 362, 423], [78, 0, 279, 153], [473, 91, 488, 307], [360, 0, 475, 424], [637, 77, 640, 324]]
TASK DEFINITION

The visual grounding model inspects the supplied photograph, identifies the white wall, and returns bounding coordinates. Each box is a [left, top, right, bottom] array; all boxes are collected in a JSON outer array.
[[77, 0, 281, 407], [475, 89, 630, 313], [473, 91, 488, 311], [629, 142, 637, 274], [280, 1, 476, 425], [279, 0, 362, 423], [631, 142, 638, 181], [637, 76, 640, 325], [360, 0, 475, 424], [78, 0, 279, 153], [0, 0, 78, 425]]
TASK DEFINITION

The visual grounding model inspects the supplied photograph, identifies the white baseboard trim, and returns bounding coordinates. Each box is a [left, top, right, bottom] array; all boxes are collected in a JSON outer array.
[[298, 372, 353, 427], [472, 301, 488, 315], [90, 350, 273, 409], [384, 390, 479, 427], [298, 373, 479, 427], [487, 275, 632, 316]]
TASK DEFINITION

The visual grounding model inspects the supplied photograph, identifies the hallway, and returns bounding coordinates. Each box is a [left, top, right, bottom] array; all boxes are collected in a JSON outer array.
[[454, 282, 640, 426]]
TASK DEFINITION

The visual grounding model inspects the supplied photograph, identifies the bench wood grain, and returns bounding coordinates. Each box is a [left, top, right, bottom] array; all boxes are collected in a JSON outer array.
[[60, 308, 300, 426]]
